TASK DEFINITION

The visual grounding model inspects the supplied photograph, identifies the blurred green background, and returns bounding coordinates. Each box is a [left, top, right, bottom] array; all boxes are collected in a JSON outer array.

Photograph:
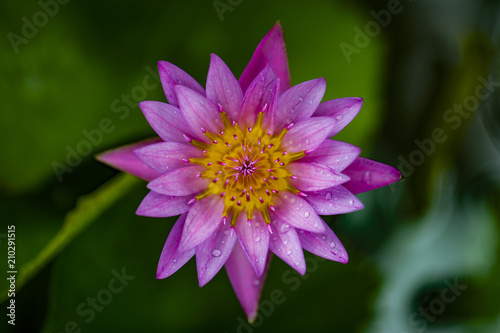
[[1, 0, 499, 332]]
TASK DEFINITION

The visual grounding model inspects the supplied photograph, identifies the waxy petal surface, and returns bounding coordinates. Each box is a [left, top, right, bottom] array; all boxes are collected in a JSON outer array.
[[305, 185, 364, 215], [283, 117, 337, 153], [136, 191, 193, 217], [288, 162, 350, 192], [235, 212, 270, 277], [301, 140, 361, 172], [342, 157, 402, 194], [269, 218, 306, 275], [298, 220, 349, 263], [147, 165, 209, 196], [273, 192, 325, 233], [158, 61, 205, 107], [134, 142, 203, 174], [314, 97, 363, 137]]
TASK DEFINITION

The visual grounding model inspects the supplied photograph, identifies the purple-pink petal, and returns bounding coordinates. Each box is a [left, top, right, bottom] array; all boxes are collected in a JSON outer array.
[[313, 97, 363, 137], [147, 165, 208, 196], [298, 220, 348, 263], [136, 191, 193, 217], [273, 192, 325, 233], [342, 157, 402, 194], [239, 22, 290, 95], [269, 218, 306, 275], [158, 61, 205, 107], [235, 212, 270, 277], [195, 220, 238, 287], [304, 185, 364, 215], [206, 54, 243, 121], [225, 241, 270, 323], [282, 117, 337, 153], [178, 195, 224, 251], [156, 213, 195, 279], [275, 78, 326, 130], [288, 162, 350, 192], [301, 140, 361, 172], [96, 138, 163, 181], [133, 142, 203, 174]]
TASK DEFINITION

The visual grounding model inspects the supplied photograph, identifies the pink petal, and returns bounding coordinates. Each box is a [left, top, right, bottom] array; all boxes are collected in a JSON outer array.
[[273, 192, 325, 233], [301, 140, 361, 172], [313, 97, 363, 137], [275, 78, 326, 130], [139, 101, 199, 143], [304, 185, 364, 215], [269, 218, 306, 275], [206, 54, 243, 121], [158, 61, 205, 107], [239, 65, 279, 133], [225, 241, 270, 323], [96, 138, 163, 181], [282, 117, 337, 153], [178, 195, 224, 251], [234, 211, 270, 277], [342, 157, 402, 194], [147, 165, 209, 196], [288, 162, 350, 192], [176, 85, 223, 142], [136, 191, 193, 217], [298, 220, 349, 263], [157, 213, 196, 279], [195, 219, 238, 287], [134, 142, 203, 174], [239, 22, 290, 95]]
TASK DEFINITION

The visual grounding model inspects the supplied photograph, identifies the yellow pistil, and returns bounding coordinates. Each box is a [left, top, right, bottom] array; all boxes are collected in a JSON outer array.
[[189, 110, 305, 226]]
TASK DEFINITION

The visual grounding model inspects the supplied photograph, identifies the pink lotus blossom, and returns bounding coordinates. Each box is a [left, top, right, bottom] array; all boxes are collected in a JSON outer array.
[[97, 22, 401, 321]]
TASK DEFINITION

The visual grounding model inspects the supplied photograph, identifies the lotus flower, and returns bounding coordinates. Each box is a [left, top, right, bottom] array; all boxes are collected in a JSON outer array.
[[97, 22, 401, 321]]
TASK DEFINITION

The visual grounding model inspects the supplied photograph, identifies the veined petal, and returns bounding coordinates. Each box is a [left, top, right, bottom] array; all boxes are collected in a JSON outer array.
[[225, 241, 270, 323], [176, 85, 223, 142], [342, 157, 402, 194], [269, 218, 306, 275], [96, 138, 163, 181], [301, 140, 361, 172], [239, 22, 290, 95], [136, 191, 193, 217], [178, 195, 224, 251], [206, 54, 243, 121], [275, 78, 326, 130], [298, 220, 348, 263], [147, 165, 209, 196], [288, 162, 350, 192], [313, 97, 363, 137], [282, 117, 337, 153], [157, 213, 195, 279], [195, 219, 238, 287], [273, 192, 325, 233], [304, 185, 364, 215], [235, 211, 270, 277], [139, 101, 199, 143], [158, 61, 205, 107], [134, 142, 203, 174]]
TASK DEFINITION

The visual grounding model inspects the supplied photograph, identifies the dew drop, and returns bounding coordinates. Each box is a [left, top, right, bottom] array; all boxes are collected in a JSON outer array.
[[336, 114, 344, 120], [348, 199, 354, 206], [223, 230, 230, 236], [221, 240, 225, 244], [253, 279, 260, 286], [329, 242, 336, 248], [287, 250, 293, 255], [308, 99, 313, 104], [363, 171, 372, 184], [283, 240, 289, 245], [212, 249, 221, 257], [280, 223, 290, 234], [325, 192, 332, 200], [321, 235, 327, 240], [289, 197, 296, 204], [255, 236, 261, 243], [273, 236, 278, 241], [304, 211, 310, 218], [172, 258, 177, 263]]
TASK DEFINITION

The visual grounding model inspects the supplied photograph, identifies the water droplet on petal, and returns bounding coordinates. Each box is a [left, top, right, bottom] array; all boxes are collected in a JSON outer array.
[[336, 114, 344, 120], [289, 197, 296, 204], [223, 230, 230, 236], [363, 171, 372, 184], [283, 240, 289, 245], [212, 249, 221, 257], [321, 235, 327, 240], [172, 258, 177, 263], [348, 200, 354, 206], [253, 279, 260, 286], [280, 223, 290, 234], [308, 99, 313, 104], [255, 236, 261, 242], [287, 250, 293, 255], [329, 242, 336, 248], [325, 192, 332, 200], [304, 212, 310, 218]]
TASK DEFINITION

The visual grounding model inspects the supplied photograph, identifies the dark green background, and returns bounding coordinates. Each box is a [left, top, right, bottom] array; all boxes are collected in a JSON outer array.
[[1, 0, 499, 332]]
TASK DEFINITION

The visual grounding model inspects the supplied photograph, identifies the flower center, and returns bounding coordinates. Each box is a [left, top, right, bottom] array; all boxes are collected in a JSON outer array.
[[189, 110, 305, 226]]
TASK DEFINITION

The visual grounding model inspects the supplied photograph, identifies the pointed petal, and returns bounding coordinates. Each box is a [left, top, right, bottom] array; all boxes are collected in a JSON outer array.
[[147, 165, 209, 196], [178, 195, 224, 251], [239, 66, 279, 133], [134, 142, 203, 174], [288, 162, 350, 192], [313, 97, 363, 137], [304, 185, 364, 215], [298, 220, 349, 263], [139, 101, 199, 142], [96, 138, 163, 181], [273, 192, 325, 233], [206, 54, 243, 121], [136, 191, 193, 217], [239, 22, 290, 95], [157, 213, 195, 279], [195, 220, 238, 287], [158, 61, 205, 107], [225, 241, 270, 323], [269, 218, 306, 275], [275, 78, 326, 130], [235, 212, 270, 276], [282, 117, 337, 153], [342, 157, 402, 194], [301, 140, 361, 172], [176, 85, 223, 142]]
